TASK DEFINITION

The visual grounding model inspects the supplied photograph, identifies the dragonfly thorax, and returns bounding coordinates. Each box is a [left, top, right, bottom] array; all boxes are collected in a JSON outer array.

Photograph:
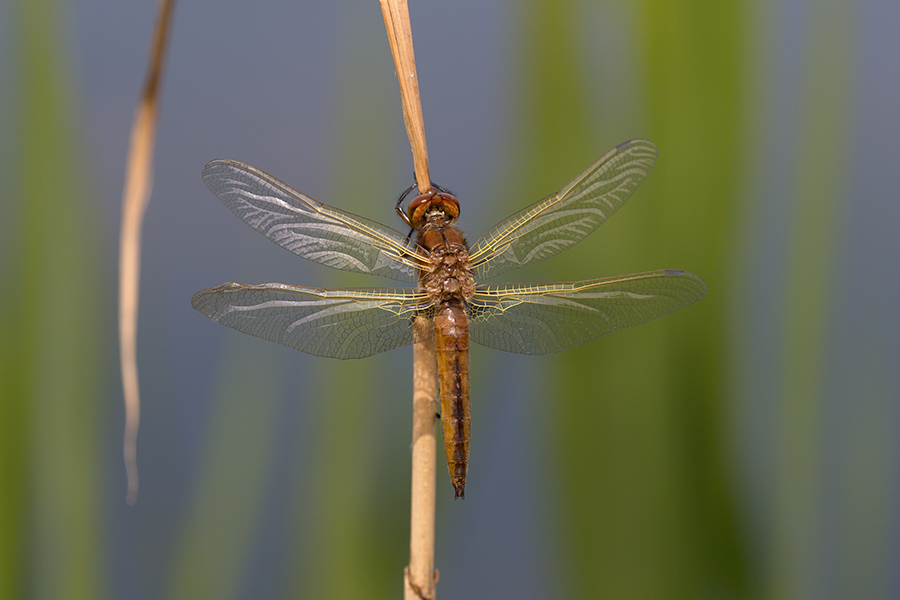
[[418, 227, 475, 304]]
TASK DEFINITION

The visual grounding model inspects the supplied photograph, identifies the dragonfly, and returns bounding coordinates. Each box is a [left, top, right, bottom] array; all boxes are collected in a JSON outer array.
[[192, 139, 706, 498]]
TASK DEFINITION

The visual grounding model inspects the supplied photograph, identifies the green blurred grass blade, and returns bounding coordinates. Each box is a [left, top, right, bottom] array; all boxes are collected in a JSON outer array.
[[1, 0, 104, 598], [281, 9, 407, 599], [513, 2, 649, 598], [167, 341, 284, 600], [768, 3, 855, 598], [636, 0, 750, 597], [510, 0, 749, 598]]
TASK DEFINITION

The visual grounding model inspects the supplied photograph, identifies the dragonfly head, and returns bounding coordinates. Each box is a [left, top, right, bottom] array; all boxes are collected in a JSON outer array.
[[407, 189, 460, 228]]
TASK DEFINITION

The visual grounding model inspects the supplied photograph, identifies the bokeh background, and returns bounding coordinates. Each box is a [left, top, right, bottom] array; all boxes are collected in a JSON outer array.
[[2, 0, 898, 598]]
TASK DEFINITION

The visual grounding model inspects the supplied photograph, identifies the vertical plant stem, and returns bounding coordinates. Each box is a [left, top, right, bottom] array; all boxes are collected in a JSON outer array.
[[379, 1, 438, 597], [406, 320, 438, 600], [380, 0, 431, 191], [119, 0, 176, 504]]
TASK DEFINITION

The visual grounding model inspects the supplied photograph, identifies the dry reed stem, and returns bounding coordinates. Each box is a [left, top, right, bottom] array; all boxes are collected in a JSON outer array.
[[379, 1, 439, 598], [119, 0, 176, 504], [380, 0, 431, 192], [405, 319, 438, 600]]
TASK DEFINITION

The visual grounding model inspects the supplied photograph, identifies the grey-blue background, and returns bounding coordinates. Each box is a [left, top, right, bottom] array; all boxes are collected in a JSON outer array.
[[2, 0, 898, 598]]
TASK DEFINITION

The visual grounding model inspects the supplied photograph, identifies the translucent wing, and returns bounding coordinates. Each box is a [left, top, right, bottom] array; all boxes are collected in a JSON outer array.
[[467, 270, 706, 354], [202, 160, 428, 282], [191, 282, 432, 359], [469, 139, 658, 280]]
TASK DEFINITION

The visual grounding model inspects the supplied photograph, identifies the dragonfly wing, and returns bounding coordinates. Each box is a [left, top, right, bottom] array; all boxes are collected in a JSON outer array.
[[192, 283, 432, 359], [202, 160, 427, 282], [468, 270, 706, 354], [469, 140, 658, 280]]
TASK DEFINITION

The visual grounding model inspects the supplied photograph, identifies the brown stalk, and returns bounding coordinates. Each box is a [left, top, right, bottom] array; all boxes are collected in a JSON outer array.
[[380, 0, 431, 193], [379, 1, 439, 598], [119, 0, 176, 504], [405, 318, 438, 600]]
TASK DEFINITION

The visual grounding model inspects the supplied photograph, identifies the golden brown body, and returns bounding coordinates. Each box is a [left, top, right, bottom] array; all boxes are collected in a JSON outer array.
[[418, 216, 475, 498]]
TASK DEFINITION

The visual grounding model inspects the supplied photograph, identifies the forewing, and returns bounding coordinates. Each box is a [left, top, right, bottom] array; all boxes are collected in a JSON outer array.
[[468, 270, 706, 354], [192, 283, 432, 359], [469, 140, 658, 280], [202, 160, 427, 282]]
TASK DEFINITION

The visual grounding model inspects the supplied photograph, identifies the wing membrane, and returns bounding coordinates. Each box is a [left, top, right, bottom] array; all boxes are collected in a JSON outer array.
[[192, 282, 432, 359], [469, 140, 658, 280], [467, 270, 706, 354], [202, 160, 427, 282]]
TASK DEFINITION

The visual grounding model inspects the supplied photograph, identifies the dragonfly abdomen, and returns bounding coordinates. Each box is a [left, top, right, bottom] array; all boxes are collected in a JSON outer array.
[[417, 216, 475, 498], [433, 300, 471, 499]]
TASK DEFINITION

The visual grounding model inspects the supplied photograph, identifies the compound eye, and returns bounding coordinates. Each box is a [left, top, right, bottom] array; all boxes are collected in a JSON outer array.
[[406, 192, 435, 225], [407, 192, 431, 216], [435, 193, 460, 220]]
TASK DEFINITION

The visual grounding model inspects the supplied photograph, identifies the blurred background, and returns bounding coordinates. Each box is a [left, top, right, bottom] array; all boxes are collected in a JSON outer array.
[[2, 0, 898, 598]]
